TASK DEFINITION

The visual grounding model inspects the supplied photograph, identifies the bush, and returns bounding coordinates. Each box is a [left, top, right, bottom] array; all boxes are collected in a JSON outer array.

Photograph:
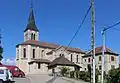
[[78, 69, 100, 82], [107, 68, 120, 83], [78, 71, 86, 80], [70, 71, 74, 78], [59, 67, 70, 76]]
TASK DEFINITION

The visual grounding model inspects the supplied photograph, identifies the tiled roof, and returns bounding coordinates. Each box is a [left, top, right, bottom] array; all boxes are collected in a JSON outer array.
[[48, 56, 81, 68], [83, 46, 118, 57], [17, 40, 84, 53]]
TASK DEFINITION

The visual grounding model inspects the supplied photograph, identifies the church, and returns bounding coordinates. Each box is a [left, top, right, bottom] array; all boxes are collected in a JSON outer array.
[[16, 4, 119, 75], [16, 6, 85, 75]]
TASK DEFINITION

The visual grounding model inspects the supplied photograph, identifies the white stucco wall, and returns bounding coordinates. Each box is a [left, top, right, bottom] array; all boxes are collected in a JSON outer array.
[[82, 54, 119, 73]]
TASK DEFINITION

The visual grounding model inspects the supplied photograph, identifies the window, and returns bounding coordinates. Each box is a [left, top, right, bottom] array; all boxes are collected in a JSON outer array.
[[31, 33, 34, 40], [33, 49, 35, 58], [71, 54, 73, 62], [76, 55, 78, 63], [23, 48, 26, 58], [0, 70, 4, 74], [41, 50, 44, 58], [59, 54, 62, 57], [38, 63, 41, 69], [34, 34, 36, 40], [111, 56, 114, 61], [99, 65, 102, 70], [14, 68, 19, 72], [88, 58, 90, 62], [99, 56, 101, 61]]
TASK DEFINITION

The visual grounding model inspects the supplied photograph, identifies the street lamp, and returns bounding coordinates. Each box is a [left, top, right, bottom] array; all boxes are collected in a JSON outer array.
[[101, 21, 120, 83], [101, 28, 106, 83]]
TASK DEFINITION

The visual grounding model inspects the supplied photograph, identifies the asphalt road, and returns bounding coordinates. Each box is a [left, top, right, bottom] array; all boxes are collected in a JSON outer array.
[[14, 75, 88, 83], [14, 77, 31, 83]]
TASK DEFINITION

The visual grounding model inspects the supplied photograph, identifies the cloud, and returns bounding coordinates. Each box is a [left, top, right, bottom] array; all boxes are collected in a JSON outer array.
[[1, 58, 16, 66]]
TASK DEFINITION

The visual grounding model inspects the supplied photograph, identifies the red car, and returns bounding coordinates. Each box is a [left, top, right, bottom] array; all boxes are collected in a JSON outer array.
[[0, 65, 25, 77]]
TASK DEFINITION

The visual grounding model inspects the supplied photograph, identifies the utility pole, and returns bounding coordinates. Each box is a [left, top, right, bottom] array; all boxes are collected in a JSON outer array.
[[91, 0, 96, 83], [101, 28, 105, 83]]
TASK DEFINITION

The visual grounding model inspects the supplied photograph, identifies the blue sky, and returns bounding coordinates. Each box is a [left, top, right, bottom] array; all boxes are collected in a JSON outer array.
[[0, 0, 120, 60]]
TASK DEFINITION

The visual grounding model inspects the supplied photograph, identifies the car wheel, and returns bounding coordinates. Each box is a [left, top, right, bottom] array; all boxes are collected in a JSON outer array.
[[18, 74, 22, 78], [0, 80, 3, 83]]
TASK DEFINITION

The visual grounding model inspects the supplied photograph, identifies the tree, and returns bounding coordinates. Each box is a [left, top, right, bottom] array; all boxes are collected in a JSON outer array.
[[107, 68, 120, 83]]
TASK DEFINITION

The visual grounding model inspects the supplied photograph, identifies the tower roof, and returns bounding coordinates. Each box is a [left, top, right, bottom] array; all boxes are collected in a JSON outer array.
[[24, 6, 39, 32]]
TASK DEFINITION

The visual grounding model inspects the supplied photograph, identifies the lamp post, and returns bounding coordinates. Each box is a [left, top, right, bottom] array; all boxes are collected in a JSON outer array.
[[101, 28, 106, 83]]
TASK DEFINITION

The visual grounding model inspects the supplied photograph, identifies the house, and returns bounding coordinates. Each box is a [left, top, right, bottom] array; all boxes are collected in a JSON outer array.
[[82, 46, 119, 73]]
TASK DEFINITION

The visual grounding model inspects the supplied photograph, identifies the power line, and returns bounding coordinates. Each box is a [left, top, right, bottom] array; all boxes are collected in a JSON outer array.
[[66, 5, 92, 48], [104, 21, 120, 31], [112, 27, 120, 31]]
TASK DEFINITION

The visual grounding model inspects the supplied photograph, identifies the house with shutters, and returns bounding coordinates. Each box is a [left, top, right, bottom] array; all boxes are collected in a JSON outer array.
[[82, 46, 119, 73]]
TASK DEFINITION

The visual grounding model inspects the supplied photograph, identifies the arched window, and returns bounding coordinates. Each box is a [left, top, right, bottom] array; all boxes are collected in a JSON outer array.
[[111, 56, 114, 61], [34, 34, 36, 40], [71, 54, 73, 62], [41, 50, 44, 58], [59, 54, 62, 57], [76, 55, 78, 63], [33, 49, 35, 58], [23, 48, 26, 58], [88, 58, 90, 62], [31, 33, 34, 40], [99, 56, 101, 61]]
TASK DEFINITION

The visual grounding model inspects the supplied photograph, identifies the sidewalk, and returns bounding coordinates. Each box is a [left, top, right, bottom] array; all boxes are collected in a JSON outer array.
[[61, 77, 89, 83]]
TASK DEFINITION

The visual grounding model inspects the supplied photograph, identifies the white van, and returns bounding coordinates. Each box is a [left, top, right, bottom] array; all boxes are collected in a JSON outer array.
[[0, 67, 14, 83]]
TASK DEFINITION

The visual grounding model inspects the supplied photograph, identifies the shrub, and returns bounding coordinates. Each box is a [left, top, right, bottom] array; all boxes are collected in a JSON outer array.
[[107, 68, 120, 83], [59, 67, 70, 76], [70, 71, 74, 78], [79, 71, 86, 80]]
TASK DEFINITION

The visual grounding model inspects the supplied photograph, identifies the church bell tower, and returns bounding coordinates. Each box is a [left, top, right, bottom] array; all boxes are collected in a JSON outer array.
[[24, 1, 39, 42]]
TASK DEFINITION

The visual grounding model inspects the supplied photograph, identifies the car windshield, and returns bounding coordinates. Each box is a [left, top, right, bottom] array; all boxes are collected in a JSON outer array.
[[0, 70, 4, 74]]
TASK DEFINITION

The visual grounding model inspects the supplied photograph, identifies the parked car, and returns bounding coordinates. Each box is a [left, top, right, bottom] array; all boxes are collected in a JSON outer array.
[[0, 66, 14, 83], [5, 66, 25, 77], [0, 65, 25, 77]]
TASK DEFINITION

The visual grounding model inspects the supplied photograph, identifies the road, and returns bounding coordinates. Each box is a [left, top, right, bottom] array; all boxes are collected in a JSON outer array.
[[14, 74, 89, 83]]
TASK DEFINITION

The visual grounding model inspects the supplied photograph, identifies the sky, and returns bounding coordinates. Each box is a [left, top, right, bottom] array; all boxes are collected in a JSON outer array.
[[0, 0, 120, 64]]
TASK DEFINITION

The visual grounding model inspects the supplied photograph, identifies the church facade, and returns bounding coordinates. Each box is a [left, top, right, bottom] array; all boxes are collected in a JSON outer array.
[[16, 7, 85, 74]]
